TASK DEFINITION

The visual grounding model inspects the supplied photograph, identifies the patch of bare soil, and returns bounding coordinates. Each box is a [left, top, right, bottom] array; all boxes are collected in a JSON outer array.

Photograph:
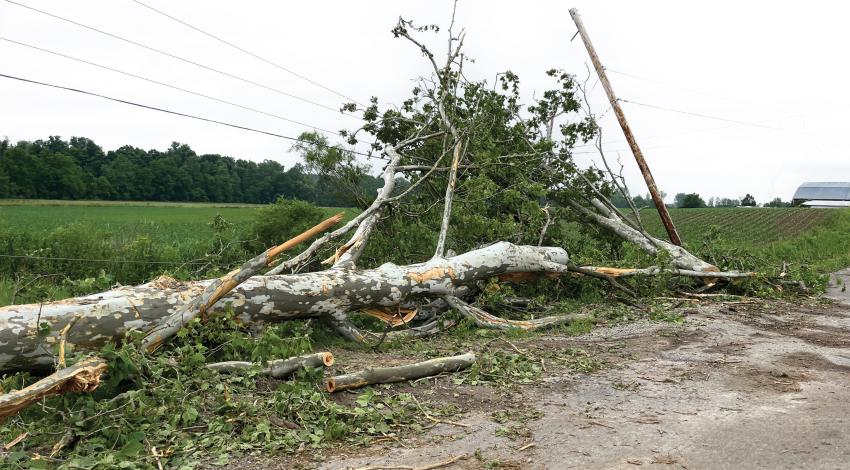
[[227, 296, 850, 469]]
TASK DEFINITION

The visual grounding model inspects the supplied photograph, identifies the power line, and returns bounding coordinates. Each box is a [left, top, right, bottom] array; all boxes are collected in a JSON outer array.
[[4, 0, 359, 118], [605, 68, 773, 109], [0, 37, 341, 135], [0, 72, 376, 157], [572, 113, 803, 150], [130, 0, 367, 108], [607, 69, 729, 99], [619, 98, 802, 133]]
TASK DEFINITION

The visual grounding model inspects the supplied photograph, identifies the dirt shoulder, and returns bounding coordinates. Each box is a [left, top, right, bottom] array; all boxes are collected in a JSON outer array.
[[231, 285, 850, 469], [331, 299, 850, 470]]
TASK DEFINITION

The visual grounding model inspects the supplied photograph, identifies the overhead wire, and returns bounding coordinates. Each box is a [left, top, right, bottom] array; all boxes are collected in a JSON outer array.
[[605, 68, 780, 110], [0, 72, 377, 157], [618, 98, 803, 133], [0, 37, 340, 135], [3, 0, 360, 118], [130, 0, 367, 108]]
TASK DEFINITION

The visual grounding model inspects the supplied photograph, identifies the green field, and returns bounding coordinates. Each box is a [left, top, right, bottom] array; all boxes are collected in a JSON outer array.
[[0, 200, 355, 305], [1, 201, 849, 306], [635, 207, 850, 279], [639, 207, 836, 244]]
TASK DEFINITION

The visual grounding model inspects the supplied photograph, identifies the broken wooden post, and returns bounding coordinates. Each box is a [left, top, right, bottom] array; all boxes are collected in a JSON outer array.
[[569, 8, 683, 246]]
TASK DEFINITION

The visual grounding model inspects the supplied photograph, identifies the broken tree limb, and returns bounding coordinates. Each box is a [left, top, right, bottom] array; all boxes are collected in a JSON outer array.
[[0, 357, 107, 420], [433, 139, 464, 259], [325, 352, 475, 392], [141, 212, 344, 353], [577, 266, 757, 279], [568, 264, 637, 298], [568, 199, 717, 273], [207, 352, 334, 378], [267, 148, 404, 275], [444, 296, 589, 331], [0, 242, 568, 373]]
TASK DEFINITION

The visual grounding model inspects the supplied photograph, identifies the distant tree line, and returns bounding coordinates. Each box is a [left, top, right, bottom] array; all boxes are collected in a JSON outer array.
[[0, 136, 385, 206], [610, 191, 791, 209]]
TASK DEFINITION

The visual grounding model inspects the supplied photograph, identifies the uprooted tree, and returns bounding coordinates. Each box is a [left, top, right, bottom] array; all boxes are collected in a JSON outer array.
[[0, 14, 753, 398]]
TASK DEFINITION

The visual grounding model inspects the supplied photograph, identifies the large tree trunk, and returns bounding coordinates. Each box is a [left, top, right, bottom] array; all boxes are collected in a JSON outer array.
[[0, 242, 568, 373]]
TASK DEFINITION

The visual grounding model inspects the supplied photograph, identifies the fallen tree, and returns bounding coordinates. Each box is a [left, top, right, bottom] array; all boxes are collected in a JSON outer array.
[[0, 11, 745, 384], [0, 242, 571, 372]]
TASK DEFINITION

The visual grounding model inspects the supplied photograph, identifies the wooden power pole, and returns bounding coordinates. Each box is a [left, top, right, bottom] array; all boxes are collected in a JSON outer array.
[[569, 8, 682, 246]]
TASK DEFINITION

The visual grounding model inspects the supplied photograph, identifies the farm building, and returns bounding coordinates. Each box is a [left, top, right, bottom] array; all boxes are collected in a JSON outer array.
[[792, 182, 850, 207]]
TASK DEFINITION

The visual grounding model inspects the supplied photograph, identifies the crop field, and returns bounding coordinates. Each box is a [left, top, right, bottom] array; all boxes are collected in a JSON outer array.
[[0, 201, 355, 305], [2, 201, 849, 306], [638, 207, 837, 245]]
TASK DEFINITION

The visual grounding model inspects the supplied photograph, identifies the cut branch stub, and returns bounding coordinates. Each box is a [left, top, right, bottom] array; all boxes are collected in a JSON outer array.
[[325, 352, 476, 392]]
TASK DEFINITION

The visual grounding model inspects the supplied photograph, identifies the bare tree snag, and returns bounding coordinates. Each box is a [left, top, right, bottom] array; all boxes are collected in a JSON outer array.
[[142, 212, 344, 352], [207, 352, 334, 378], [325, 352, 475, 392], [0, 357, 107, 420], [0, 242, 568, 373], [444, 296, 588, 330]]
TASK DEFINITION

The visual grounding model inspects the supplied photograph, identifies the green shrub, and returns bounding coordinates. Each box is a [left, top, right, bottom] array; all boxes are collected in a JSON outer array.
[[250, 198, 327, 250]]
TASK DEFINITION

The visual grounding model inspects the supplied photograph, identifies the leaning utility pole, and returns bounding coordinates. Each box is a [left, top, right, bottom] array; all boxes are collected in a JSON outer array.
[[569, 8, 682, 246]]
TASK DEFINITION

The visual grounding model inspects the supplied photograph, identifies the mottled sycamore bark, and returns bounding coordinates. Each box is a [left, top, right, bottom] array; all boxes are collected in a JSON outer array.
[[141, 213, 344, 352], [569, 198, 718, 273], [0, 242, 568, 373], [325, 352, 476, 392]]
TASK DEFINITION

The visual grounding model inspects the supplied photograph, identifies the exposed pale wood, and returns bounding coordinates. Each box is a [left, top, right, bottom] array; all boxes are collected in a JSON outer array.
[[362, 307, 417, 327], [578, 266, 756, 279], [0, 357, 107, 420]]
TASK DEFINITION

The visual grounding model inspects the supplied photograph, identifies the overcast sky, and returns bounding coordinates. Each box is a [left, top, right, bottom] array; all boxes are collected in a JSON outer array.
[[2, 0, 848, 203]]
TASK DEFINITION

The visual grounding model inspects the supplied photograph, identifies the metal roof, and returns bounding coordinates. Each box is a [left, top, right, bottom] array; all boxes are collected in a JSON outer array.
[[792, 182, 850, 201]]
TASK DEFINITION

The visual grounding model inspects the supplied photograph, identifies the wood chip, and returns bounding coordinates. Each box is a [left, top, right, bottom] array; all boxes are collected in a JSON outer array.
[[4, 431, 27, 450]]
